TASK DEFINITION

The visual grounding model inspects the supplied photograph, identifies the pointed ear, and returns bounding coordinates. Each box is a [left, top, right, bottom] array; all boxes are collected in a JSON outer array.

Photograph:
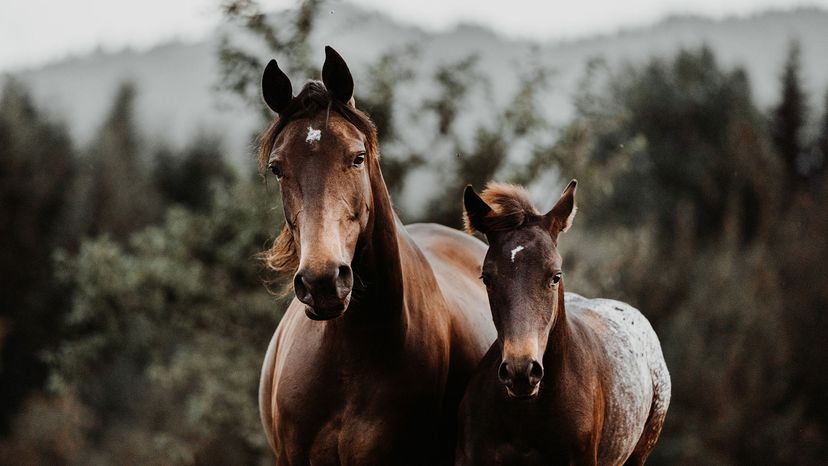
[[544, 179, 577, 234], [463, 185, 493, 234], [322, 46, 354, 106], [262, 59, 293, 113]]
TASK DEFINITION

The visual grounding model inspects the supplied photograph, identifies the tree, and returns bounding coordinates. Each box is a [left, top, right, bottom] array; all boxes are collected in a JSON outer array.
[[152, 134, 235, 212], [70, 82, 161, 240], [218, 0, 322, 116], [0, 80, 76, 431], [549, 47, 778, 248], [771, 40, 810, 187]]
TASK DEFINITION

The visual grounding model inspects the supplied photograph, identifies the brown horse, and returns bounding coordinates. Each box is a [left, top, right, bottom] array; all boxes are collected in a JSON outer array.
[[457, 181, 671, 465], [257, 47, 496, 465]]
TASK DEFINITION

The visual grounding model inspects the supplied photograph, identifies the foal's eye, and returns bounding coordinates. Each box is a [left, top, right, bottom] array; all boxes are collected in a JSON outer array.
[[352, 152, 366, 167], [551, 272, 563, 286], [269, 161, 283, 179], [480, 273, 492, 288]]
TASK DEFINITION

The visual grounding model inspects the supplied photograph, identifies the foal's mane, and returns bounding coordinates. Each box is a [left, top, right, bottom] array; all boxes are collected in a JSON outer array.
[[258, 81, 380, 284], [464, 182, 542, 235]]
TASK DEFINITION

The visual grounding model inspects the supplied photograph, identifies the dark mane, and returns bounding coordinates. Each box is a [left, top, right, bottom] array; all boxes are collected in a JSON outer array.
[[464, 182, 541, 234], [258, 80, 380, 287]]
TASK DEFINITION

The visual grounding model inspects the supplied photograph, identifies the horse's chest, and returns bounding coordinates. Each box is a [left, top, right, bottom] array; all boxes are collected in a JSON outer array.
[[482, 434, 574, 466], [274, 357, 444, 465], [276, 387, 432, 465]]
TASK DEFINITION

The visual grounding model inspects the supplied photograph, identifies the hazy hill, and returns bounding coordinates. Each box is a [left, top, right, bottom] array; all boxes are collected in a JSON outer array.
[[6, 4, 828, 168]]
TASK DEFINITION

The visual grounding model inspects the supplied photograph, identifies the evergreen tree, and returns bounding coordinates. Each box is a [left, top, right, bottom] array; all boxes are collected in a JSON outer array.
[[72, 82, 160, 240], [771, 40, 809, 187], [0, 80, 76, 430], [152, 135, 235, 212]]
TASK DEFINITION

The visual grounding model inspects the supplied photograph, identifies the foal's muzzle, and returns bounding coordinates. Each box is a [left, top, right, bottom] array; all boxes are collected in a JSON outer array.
[[498, 357, 544, 399], [294, 263, 353, 320]]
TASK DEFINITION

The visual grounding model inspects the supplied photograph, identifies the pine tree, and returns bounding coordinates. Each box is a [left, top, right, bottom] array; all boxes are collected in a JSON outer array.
[[0, 80, 76, 429], [72, 82, 160, 239], [771, 40, 809, 188]]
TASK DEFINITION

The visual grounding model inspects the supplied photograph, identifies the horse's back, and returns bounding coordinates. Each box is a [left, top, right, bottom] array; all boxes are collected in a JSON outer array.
[[406, 223, 496, 347], [565, 293, 671, 464]]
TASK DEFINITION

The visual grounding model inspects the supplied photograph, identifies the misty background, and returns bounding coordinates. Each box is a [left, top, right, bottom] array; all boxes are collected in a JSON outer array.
[[1, 0, 828, 464]]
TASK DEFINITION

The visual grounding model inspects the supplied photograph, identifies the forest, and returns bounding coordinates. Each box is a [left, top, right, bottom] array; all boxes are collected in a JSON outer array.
[[1, 1, 827, 464]]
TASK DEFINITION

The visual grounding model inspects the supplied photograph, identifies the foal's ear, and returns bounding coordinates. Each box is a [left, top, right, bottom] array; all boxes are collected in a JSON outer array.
[[262, 59, 293, 114], [463, 185, 493, 235], [544, 179, 578, 234], [322, 46, 355, 107]]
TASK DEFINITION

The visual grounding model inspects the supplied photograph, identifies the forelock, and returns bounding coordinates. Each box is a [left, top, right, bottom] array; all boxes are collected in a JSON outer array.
[[474, 182, 541, 233]]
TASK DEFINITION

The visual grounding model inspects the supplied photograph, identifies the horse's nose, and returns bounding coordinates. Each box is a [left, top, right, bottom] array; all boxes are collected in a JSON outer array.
[[498, 359, 544, 396], [293, 263, 353, 313]]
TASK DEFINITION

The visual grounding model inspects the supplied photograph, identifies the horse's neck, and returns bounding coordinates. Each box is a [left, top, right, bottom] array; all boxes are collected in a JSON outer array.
[[346, 166, 437, 334]]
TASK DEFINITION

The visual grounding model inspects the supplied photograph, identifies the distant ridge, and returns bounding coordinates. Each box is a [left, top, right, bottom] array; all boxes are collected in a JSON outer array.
[[7, 3, 828, 167]]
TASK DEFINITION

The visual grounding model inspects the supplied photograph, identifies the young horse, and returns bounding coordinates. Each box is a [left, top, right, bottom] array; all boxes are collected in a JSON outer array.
[[257, 47, 496, 465], [457, 181, 670, 465]]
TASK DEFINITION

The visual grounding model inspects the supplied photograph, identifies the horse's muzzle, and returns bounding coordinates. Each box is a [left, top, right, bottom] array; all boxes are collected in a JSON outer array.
[[294, 264, 353, 320]]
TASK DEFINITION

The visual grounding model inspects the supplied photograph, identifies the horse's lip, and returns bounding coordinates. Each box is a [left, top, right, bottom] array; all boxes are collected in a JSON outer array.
[[303, 294, 351, 321], [304, 305, 346, 320], [506, 386, 540, 400]]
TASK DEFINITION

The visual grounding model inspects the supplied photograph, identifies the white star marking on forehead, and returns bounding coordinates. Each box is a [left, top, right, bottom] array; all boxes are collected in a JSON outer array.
[[510, 245, 525, 262], [306, 126, 322, 144]]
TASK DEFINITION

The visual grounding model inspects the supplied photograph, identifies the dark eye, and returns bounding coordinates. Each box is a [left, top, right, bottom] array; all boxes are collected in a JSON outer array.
[[352, 152, 366, 167], [480, 273, 492, 288], [269, 161, 283, 178], [551, 272, 562, 286]]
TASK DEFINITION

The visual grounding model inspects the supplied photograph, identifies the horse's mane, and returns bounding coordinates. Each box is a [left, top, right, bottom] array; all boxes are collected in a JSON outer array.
[[258, 80, 380, 288], [464, 182, 541, 235]]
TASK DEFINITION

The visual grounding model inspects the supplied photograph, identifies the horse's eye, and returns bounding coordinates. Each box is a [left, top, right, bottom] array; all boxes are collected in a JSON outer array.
[[353, 152, 366, 167], [269, 161, 283, 178], [480, 273, 492, 288], [551, 272, 563, 285]]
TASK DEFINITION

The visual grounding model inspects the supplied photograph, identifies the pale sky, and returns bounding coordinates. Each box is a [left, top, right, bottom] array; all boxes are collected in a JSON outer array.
[[1, 0, 826, 72]]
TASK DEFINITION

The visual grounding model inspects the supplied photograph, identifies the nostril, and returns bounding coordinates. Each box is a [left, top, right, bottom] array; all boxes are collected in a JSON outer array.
[[529, 360, 544, 384], [337, 265, 352, 284], [498, 362, 511, 384], [293, 273, 311, 303]]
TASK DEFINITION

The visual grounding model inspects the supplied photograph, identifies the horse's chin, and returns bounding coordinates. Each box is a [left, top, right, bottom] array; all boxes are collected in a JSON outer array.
[[506, 386, 540, 400], [304, 293, 351, 321]]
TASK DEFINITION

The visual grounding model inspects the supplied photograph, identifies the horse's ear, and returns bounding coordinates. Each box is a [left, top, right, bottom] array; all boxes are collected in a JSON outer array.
[[544, 179, 577, 234], [322, 46, 355, 106], [262, 59, 293, 114], [464, 185, 493, 235]]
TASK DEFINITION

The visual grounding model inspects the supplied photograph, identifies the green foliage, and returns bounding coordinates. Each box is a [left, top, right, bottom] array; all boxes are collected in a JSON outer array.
[[45, 182, 282, 464]]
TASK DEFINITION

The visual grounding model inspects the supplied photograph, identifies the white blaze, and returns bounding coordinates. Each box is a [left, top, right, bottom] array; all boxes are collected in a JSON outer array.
[[306, 126, 322, 143], [510, 245, 525, 262]]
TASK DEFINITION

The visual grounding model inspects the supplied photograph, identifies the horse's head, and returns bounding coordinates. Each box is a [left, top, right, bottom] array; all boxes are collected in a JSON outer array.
[[259, 47, 379, 320], [464, 180, 577, 399]]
